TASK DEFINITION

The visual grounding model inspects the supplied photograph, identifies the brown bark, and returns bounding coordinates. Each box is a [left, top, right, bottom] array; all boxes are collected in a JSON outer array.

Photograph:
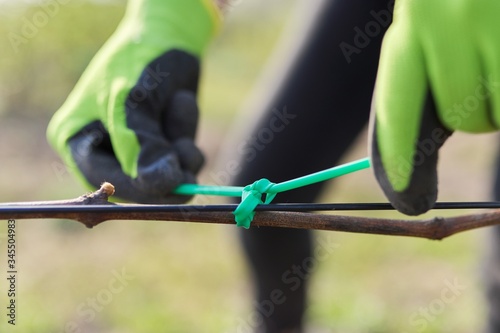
[[0, 182, 498, 240]]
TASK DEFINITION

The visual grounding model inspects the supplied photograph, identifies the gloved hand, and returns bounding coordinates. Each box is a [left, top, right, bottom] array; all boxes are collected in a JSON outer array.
[[47, 0, 221, 203], [370, 0, 500, 215]]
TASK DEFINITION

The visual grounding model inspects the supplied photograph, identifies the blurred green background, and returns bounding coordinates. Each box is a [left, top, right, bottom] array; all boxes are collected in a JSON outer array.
[[0, 0, 499, 332]]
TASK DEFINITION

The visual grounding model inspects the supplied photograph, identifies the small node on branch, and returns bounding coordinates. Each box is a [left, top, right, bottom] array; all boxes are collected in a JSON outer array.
[[78, 182, 116, 206], [100, 182, 115, 197], [75, 183, 117, 228]]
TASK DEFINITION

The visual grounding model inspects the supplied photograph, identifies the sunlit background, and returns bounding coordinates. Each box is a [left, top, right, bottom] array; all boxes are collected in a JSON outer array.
[[0, 0, 499, 332]]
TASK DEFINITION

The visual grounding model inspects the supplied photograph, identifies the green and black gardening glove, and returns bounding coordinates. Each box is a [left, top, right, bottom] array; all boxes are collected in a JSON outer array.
[[47, 0, 221, 203], [370, 0, 500, 215]]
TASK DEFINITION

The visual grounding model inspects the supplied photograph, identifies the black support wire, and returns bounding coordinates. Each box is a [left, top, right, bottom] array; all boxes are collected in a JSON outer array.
[[1, 202, 500, 215]]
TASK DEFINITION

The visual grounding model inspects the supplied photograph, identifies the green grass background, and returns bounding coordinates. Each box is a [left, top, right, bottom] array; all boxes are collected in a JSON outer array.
[[0, 1, 498, 332]]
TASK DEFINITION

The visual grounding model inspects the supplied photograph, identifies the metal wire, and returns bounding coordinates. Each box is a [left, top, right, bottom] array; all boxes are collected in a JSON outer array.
[[259, 202, 500, 211], [1, 201, 500, 215]]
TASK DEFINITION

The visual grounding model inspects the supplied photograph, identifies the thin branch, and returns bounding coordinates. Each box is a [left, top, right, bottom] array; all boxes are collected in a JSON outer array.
[[1, 182, 116, 206], [0, 183, 499, 240]]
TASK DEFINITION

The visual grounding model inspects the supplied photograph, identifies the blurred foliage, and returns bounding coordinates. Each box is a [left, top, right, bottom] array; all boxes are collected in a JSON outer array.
[[0, 1, 126, 118]]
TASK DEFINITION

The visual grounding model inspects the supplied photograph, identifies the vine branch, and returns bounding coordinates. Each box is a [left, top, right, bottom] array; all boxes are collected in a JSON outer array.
[[0, 183, 499, 240]]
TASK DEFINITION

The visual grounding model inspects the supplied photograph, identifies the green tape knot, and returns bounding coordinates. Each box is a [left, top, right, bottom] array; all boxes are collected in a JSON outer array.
[[175, 157, 371, 229], [233, 178, 277, 229]]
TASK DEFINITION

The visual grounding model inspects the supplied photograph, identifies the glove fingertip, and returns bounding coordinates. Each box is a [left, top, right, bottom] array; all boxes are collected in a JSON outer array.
[[135, 153, 184, 195], [370, 91, 452, 216]]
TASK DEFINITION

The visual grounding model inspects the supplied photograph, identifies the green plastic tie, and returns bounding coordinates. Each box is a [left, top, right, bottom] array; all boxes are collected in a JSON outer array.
[[174, 157, 371, 228], [233, 179, 277, 229]]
